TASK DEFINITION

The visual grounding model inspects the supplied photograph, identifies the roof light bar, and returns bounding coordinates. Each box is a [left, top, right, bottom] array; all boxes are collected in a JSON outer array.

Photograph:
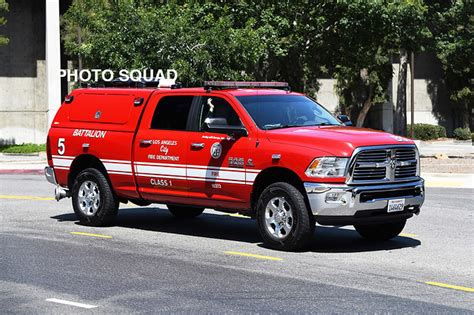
[[204, 81, 290, 91]]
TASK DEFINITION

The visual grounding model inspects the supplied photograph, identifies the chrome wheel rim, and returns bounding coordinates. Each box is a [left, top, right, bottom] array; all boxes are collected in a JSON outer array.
[[265, 196, 294, 239], [78, 180, 101, 216]]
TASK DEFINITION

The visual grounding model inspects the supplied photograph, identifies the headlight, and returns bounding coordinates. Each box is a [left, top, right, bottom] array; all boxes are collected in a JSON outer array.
[[305, 157, 349, 178]]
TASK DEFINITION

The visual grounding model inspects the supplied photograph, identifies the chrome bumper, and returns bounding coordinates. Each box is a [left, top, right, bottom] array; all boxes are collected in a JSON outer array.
[[304, 179, 424, 222]]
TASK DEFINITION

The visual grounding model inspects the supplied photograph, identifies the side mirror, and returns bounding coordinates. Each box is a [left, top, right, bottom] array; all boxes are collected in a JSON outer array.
[[337, 114, 353, 126], [204, 117, 248, 136]]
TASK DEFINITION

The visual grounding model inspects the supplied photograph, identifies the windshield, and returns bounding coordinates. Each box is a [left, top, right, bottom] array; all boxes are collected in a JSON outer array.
[[236, 95, 341, 130]]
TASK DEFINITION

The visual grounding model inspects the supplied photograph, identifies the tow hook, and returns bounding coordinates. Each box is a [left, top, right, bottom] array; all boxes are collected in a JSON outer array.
[[55, 186, 70, 201]]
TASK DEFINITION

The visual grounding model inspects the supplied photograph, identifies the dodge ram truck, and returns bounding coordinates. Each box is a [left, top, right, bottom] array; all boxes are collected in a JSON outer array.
[[45, 81, 424, 251]]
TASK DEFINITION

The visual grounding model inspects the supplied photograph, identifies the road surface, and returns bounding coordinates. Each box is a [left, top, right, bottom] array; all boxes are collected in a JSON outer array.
[[1, 175, 473, 313]]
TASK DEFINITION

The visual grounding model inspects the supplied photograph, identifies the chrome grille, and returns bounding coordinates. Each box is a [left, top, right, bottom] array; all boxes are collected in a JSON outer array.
[[352, 150, 388, 181], [394, 149, 417, 179], [350, 146, 418, 183]]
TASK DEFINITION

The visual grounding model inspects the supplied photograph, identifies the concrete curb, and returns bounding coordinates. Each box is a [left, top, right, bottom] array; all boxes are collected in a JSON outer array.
[[420, 155, 474, 159]]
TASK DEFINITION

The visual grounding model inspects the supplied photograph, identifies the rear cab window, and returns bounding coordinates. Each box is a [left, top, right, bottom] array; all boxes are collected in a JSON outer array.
[[150, 96, 194, 131]]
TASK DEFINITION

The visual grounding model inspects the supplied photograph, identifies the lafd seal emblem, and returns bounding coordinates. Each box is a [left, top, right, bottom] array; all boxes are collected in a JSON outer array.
[[210, 142, 222, 159]]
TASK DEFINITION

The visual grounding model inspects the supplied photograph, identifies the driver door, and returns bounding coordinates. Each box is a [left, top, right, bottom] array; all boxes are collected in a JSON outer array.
[[186, 95, 251, 206]]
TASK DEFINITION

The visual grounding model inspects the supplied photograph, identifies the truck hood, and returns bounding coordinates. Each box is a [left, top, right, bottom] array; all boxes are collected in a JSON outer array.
[[265, 126, 414, 157]]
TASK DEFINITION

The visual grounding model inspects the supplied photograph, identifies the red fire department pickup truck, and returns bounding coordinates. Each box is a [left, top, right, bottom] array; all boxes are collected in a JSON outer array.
[[45, 81, 424, 251]]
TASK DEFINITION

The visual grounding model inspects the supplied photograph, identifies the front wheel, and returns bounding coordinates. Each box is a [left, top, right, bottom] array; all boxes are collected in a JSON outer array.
[[256, 182, 315, 251], [167, 205, 204, 218], [72, 168, 119, 226], [354, 220, 406, 241]]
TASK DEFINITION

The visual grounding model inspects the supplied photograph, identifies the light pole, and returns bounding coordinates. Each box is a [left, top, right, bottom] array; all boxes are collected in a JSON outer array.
[[410, 51, 415, 139]]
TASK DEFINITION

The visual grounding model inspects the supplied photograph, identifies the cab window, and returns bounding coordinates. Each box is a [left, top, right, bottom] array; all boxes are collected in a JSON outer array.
[[198, 97, 242, 131], [151, 96, 193, 130]]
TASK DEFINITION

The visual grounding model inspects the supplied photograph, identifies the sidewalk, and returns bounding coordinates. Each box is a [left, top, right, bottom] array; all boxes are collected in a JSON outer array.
[[416, 139, 473, 158], [0, 153, 47, 175], [422, 173, 474, 189]]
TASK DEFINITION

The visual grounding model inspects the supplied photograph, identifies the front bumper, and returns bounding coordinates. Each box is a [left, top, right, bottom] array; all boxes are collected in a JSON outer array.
[[304, 179, 424, 225]]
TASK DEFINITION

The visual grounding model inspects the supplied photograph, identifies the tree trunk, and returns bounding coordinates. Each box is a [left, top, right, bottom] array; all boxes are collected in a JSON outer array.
[[356, 86, 373, 127], [394, 49, 408, 136], [461, 101, 470, 129]]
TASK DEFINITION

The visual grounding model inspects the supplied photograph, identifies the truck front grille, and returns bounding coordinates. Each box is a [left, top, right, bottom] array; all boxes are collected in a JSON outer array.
[[352, 150, 388, 181], [394, 149, 417, 179], [349, 146, 418, 183]]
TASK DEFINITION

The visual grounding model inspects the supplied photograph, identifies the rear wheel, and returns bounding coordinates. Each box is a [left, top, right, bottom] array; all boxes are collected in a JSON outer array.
[[167, 205, 204, 218], [256, 182, 314, 251], [72, 168, 119, 226], [354, 220, 406, 241]]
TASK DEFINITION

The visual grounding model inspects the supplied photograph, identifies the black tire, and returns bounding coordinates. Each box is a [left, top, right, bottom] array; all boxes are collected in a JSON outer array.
[[354, 220, 406, 241], [167, 205, 204, 218], [256, 182, 315, 251], [72, 168, 119, 226]]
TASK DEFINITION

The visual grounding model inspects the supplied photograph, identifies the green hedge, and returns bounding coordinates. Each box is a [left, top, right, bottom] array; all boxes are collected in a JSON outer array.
[[452, 127, 472, 140], [0, 143, 46, 154], [408, 124, 446, 140]]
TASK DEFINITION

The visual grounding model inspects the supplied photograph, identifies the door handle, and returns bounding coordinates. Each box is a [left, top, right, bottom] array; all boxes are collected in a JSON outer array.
[[191, 142, 205, 149], [140, 139, 153, 146]]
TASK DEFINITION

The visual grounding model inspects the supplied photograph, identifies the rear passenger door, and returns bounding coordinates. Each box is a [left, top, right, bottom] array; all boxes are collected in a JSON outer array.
[[133, 94, 195, 203]]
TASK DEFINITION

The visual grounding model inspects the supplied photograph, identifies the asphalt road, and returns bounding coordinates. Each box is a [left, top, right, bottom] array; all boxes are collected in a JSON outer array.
[[1, 175, 473, 313]]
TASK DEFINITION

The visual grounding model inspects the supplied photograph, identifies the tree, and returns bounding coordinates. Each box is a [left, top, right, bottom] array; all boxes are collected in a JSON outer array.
[[62, 1, 279, 86], [388, 1, 430, 136], [427, 0, 473, 129], [0, 0, 8, 46], [307, 1, 394, 127], [62, 0, 453, 132]]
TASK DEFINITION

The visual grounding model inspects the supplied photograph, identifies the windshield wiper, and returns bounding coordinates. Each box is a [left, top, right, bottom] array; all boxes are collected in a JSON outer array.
[[264, 124, 298, 130], [312, 122, 341, 126]]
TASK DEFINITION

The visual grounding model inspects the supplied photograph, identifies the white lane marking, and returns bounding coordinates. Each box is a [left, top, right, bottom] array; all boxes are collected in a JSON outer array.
[[46, 298, 98, 309]]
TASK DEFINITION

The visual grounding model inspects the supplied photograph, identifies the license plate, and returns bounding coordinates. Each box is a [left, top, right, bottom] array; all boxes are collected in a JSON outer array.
[[387, 199, 405, 213]]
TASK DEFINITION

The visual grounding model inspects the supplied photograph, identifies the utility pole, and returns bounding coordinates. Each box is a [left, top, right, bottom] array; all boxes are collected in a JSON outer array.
[[410, 51, 415, 139]]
